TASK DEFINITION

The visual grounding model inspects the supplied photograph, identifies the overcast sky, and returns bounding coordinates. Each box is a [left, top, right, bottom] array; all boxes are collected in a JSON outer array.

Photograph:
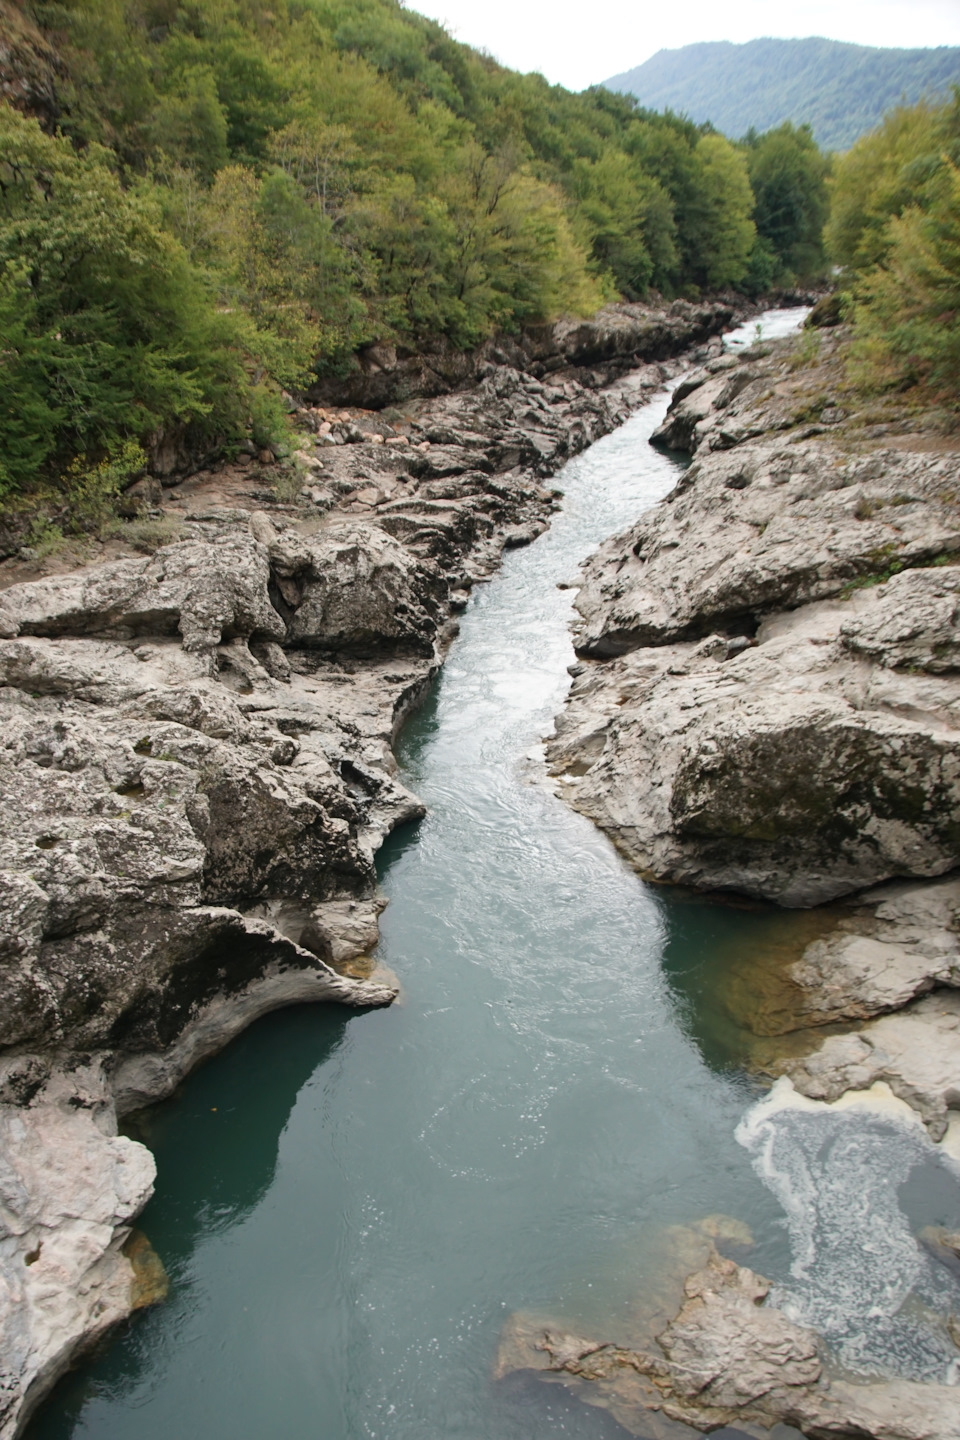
[[403, 0, 960, 92]]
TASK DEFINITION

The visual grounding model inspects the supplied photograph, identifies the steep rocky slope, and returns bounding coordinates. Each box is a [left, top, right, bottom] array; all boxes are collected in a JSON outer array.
[[0, 299, 737, 1439]]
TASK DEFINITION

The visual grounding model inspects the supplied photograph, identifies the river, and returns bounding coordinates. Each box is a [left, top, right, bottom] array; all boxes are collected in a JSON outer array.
[[30, 309, 960, 1439]]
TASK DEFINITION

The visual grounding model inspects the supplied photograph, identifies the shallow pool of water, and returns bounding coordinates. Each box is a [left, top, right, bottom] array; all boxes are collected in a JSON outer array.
[[30, 310, 960, 1439]]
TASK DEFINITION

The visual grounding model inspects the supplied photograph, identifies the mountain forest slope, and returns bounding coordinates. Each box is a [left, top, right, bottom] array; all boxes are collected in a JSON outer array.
[[0, 0, 833, 517], [604, 38, 960, 152]]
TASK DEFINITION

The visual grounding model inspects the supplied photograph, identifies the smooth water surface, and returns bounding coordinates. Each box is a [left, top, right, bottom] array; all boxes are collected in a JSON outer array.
[[31, 310, 960, 1439]]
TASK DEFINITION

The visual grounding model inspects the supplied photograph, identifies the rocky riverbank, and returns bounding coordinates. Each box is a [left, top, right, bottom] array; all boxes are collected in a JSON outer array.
[[535, 320, 960, 1437], [0, 298, 743, 1439]]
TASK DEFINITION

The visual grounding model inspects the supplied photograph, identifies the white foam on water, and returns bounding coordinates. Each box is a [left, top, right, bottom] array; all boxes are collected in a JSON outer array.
[[736, 1078, 960, 1382]]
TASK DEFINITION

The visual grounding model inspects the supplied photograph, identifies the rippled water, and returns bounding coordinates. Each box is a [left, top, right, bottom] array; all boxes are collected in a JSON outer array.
[[31, 310, 960, 1439]]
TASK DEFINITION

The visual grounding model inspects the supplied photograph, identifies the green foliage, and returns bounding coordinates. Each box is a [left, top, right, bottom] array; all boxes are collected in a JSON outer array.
[[248, 384, 292, 452], [0, 0, 833, 508], [825, 99, 958, 268], [829, 94, 960, 396], [744, 123, 830, 280], [682, 135, 756, 289], [63, 440, 148, 528], [851, 158, 960, 394], [0, 105, 246, 498]]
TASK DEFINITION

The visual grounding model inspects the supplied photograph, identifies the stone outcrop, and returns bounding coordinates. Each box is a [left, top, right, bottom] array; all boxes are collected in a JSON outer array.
[[781, 991, 960, 1147], [0, 1061, 156, 1440], [497, 1244, 960, 1440], [310, 298, 739, 410], [0, 313, 745, 1437], [551, 577, 960, 906], [786, 876, 960, 1029], [552, 329, 960, 905], [0, 1, 66, 132]]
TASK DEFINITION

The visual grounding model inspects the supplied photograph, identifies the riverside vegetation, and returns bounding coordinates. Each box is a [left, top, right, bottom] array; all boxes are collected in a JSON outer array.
[[0, 0, 833, 542], [1, 6, 960, 1439]]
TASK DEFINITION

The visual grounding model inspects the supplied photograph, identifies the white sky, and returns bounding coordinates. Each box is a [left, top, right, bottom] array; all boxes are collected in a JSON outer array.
[[403, 0, 960, 92]]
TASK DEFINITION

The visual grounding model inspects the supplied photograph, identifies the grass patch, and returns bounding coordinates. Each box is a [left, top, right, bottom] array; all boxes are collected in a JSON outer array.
[[840, 548, 955, 597], [105, 515, 185, 554]]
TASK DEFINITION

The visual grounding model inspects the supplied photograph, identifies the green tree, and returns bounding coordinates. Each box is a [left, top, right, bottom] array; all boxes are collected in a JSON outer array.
[[851, 158, 960, 392], [825, 97, 958, 268], [744, 122, 830, 279], [568, 150, 676, 298], [683, 134, 756, 289], [147, 65, 230, 180], [0, 105, 244, 495]]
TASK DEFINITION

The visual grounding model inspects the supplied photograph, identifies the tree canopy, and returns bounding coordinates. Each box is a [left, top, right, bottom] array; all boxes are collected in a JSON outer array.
[[827, 91, 960, 397], [0, 0, 832, 501]]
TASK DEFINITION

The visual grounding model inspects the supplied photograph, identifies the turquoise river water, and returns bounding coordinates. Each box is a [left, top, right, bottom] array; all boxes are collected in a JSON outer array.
[[30, 310, 960, 1439]]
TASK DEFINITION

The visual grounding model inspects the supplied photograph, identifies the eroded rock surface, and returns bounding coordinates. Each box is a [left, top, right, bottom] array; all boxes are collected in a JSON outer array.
[[551, 577, 960, 905], [554, 329, 960, 905], [497, 1246, 960, 1440], [787, 877, 960, 1028], [311, 298, 738, 410], [0, 1062, 155, 1439], [781, 991, 960, 1144]]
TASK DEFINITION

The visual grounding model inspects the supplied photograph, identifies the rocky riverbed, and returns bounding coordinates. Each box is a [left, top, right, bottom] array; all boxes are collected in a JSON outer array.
[[530, 320, 960, 1437], [0, 298, 744, 1439]]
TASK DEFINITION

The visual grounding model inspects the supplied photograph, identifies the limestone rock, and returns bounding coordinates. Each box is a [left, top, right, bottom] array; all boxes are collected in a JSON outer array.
[[839, 565, 960, 673], [311, 297, 736, 409], [783, 877, 960, 1028], [277, 522, 445, 658], [498, 1247, 960, 1440], [573, 443, 960, 659], [782, 990, 960, 1141], [300, 896, 386, 968], [0, 536, 285, 659], [551, 593, 960, 903], [0, 1063, 156, 1440], [555, 333, 960, 909]]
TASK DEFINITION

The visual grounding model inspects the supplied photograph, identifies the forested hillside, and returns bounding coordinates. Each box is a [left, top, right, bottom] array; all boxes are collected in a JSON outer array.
[[825, 93, 960, 397], [0, 0, 831, 513], [605, 39, 960, 152]]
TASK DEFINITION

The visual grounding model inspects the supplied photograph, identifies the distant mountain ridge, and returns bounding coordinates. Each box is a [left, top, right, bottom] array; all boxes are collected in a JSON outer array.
[[603, 37, 960, 151]]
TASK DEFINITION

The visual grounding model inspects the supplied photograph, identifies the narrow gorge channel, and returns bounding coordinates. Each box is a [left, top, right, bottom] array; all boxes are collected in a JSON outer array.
[[29, 310, 960, 1440]]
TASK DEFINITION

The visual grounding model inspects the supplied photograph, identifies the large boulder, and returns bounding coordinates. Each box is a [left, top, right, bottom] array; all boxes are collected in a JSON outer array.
[[0, 536, 285, 658], [0, 685, 389, 1057], [496, 1245, 960, 1440], [264, 519, 446, 658], [573, 444, 960, 658], [551, 582, 960, 905]]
